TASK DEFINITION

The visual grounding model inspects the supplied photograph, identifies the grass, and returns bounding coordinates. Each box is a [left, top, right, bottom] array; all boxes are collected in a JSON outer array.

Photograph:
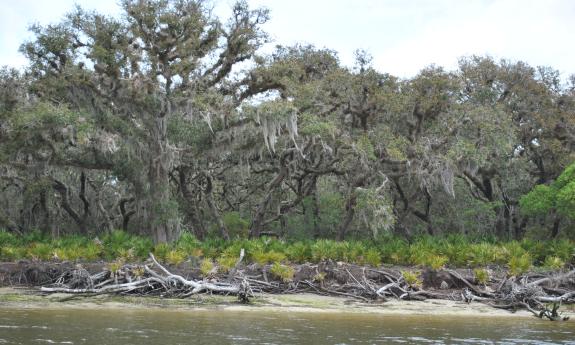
[[0, 230, 573, 274]]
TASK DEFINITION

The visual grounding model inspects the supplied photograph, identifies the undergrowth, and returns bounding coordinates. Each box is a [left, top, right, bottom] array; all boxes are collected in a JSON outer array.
[[0, 230, 573, 273]]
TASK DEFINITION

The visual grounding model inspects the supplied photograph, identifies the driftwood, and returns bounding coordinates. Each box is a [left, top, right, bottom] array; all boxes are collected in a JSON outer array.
[[40, 254, 248, 299], [35, 255, 574, 321]]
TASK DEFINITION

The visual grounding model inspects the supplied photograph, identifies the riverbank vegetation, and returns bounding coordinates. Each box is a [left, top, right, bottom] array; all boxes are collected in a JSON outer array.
[[1, 230, 573, 274]]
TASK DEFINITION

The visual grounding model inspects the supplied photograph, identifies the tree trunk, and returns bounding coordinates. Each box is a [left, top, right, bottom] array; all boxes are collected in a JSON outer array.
[[337, 192, 356, 241], [204, 173, 230, 241], [551, 217, 561, 238], [249, 169, 286, 238], [146, 116, 179, 244]]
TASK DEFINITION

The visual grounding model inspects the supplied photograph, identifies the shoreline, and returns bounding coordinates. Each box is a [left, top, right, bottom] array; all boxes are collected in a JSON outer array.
[[2, 287, 573, 319]]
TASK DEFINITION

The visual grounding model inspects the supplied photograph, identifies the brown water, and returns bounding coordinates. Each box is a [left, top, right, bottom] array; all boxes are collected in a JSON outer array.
[[0, 308, 573, 344]]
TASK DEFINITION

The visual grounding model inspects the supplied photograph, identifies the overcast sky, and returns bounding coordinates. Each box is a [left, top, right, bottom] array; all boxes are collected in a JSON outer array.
[[1, 0, 573, 78]]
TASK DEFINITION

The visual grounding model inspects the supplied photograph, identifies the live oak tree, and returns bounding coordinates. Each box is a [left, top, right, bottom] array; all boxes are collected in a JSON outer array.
[[20, 0, 270, 243]]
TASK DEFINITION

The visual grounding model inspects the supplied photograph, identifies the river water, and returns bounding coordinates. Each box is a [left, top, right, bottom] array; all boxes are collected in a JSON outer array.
[[0, 308, 573, 344]]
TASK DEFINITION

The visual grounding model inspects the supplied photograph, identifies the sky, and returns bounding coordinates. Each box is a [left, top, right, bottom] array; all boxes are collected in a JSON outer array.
[[1, 0, 573, 79]]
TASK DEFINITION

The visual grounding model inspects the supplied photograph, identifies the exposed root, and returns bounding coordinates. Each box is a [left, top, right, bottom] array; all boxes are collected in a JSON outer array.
[[24, 258, 575, 321]]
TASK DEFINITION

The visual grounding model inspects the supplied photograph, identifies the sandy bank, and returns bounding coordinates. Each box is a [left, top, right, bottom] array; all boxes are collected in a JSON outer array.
[[1, 287, 572, 320]]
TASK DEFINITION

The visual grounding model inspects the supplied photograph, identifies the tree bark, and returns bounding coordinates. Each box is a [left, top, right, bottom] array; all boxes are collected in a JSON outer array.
[[146, 116, 179, 244]]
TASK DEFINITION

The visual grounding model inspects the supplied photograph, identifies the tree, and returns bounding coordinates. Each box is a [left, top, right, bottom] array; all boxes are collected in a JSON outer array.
[[520, 162, 575, 237], [20, 0, 270, 243]]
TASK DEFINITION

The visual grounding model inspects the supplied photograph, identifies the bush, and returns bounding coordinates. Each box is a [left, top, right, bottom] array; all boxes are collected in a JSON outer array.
[[200, 259, 215, 276], [176, 231, 200, 253], [0, 246, 26, 260], [217, 256, 237, 273], [0, 231, 20, 246], [285, 242, 311, 263], [166, 250, 186, 265], [311, 239, 339, 262], [270, 262, 294, 282], [252, 250, 286, 265], [27, 243, 53, 261], [542, 256, 565, 271], [427, 255, 448, 270], [473, 268, 490, 285], [508, 253, 532, 276], [401, 270, 422, 288], [153, 243, 170, 262], [364, 248, 381, 267]]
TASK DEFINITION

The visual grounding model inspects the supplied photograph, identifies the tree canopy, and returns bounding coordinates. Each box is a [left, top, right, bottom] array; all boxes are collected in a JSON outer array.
[[1, 0, 574, 243]]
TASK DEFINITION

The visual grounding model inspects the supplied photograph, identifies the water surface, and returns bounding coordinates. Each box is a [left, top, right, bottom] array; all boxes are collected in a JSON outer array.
[[0, 308, 573, 344]]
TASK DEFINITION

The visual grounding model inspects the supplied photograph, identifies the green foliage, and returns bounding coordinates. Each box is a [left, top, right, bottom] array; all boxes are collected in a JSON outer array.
[[520, 185, 555, 216], [542, 256, 565, 271], [0, 246, 27, 260], [107, 258, 125, 274], [153, 243, 170, 262], [285, 242, 311, 263], [200, 259, 215, 276], [520, 162, 575, 220], [508, 253, 532, 276], [311, 239, 339, 262], [427, 255, 448, 270], [27, 243, 53, 261], [1, 232, 573, 278], [401, 271, 422, 288], [175, 231, 201, 254], [556, 181, 575, 218], [216, 256, 237, 273], [102, 230, 152, 260], [0, 231, 19, 246], [166, 250, 186, 266], [473, 268, 490, 285], [221, 212, 250, 239], [364, 248, 381, 267], [270, 262, 295, 282], [252, 250, 286, 265]]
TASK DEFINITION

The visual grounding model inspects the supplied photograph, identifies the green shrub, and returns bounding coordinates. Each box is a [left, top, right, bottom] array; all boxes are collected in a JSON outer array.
[[473, 268, 490, 285], [364, 248, 381, 267], [102, 230, 132, 258], [427, 255, 448, 270], [153, 243, 170, 262], [270, 262, 295, 282], [285, 242, 311, 263], [0, 246, 26, 260], [27, 243, 53, 261], [0, 231, 20, 246], [508, 253, 532, 276], [200, 259, 215, 276], [222, 212, 250, 239], [82, 241, 103, 260], [378, 237, 408, 264], [176, 231, 200, 253], [107, 258, 125, 274], [467, 243, 497, 267], [252, 250, 286, 265], [401, 270, 422, 288], [311, 239, 339, 261], [542, 256, 565, 271], [166, 250, 186, 265], [217, 256, 237, 273]]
